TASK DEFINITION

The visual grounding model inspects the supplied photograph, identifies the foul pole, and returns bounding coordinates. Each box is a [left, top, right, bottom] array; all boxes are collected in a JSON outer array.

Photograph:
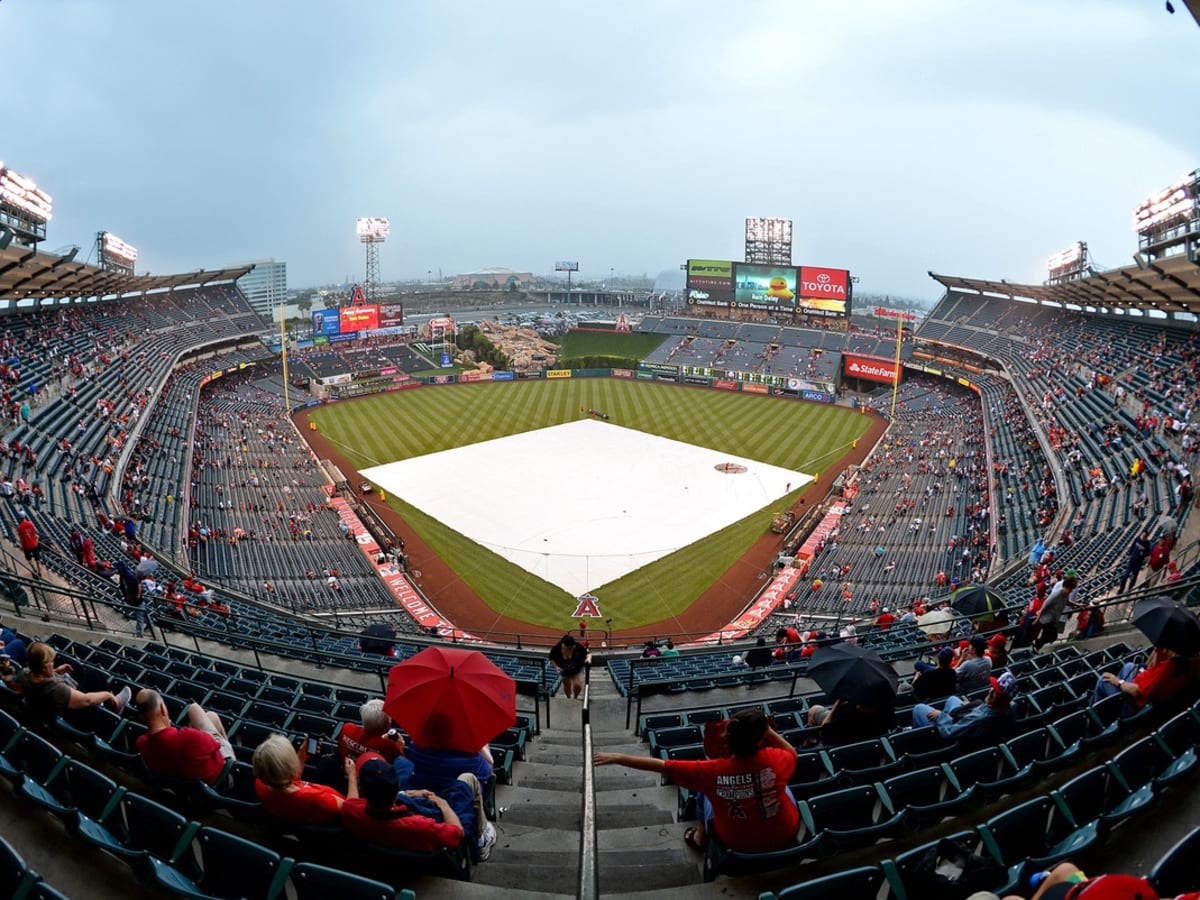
[[280, 301, 291, 413]]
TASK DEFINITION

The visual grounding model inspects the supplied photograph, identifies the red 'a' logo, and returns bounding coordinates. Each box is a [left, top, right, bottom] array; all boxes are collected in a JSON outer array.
[[572, 594, 601, 618]]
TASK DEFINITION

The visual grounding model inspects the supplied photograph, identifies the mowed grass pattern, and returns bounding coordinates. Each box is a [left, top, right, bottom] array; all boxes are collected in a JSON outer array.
[[553, 330, 670, 360], [310, 380, 870, 631]]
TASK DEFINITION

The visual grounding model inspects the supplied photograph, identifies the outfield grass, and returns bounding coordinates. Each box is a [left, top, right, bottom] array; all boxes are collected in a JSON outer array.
[[554, 330, 668, 362], [311, 380, 870, 629]]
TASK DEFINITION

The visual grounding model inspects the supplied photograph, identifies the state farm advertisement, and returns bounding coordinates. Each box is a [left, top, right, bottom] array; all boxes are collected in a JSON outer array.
[[843, 355, 899, 384], [798, 266, 850, 317]]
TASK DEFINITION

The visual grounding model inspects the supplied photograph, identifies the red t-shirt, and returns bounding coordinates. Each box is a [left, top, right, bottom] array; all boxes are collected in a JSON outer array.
[[338, 723, 401, 762], [875, 613, 896, 630], [1132, 656, 1196, 709], [340, 798, 463, 852], [255, 779, 343, 825], [17, 520, 37, 552], [136, 726, 226, 784], [663, 747, 799, 852]]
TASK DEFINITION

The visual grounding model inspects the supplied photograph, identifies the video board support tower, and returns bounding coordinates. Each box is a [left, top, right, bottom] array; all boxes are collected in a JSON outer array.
[[364, 239, 381, 302], [357, 217, 391, 303]]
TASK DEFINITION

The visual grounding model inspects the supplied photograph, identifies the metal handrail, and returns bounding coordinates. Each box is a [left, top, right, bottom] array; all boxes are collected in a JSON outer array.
[[577, 682, 599, 900]]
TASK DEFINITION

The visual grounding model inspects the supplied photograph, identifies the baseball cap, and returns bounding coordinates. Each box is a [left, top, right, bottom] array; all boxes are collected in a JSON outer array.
[[969, 636, 988, 655], [937, 647, 955, 665], [1066, 874, 1158, 899], [990, 672, 1019, 698], [988, 634, 1007, 648], [356, 752, 399, 810]]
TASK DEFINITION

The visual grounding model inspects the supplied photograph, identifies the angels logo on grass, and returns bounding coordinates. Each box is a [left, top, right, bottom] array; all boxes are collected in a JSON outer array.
[[572, 593, 602, 618]]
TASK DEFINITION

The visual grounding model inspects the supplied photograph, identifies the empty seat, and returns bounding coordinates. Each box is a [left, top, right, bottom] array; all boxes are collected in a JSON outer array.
[[1149, 825, 1200, 897], [799, 784, 904, 853], [773, 864, 886, 899], [879, 765, 974, 829], [289, 861, 399, 900], [148, 825, 291, 900], [978, 796, 1100, 884]]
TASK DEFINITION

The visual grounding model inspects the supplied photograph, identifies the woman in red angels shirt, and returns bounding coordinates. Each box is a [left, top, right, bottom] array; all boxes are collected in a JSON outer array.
[[594, 708, 798, 853]]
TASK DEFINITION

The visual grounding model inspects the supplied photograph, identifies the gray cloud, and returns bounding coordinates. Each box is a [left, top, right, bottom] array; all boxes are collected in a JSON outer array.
[[2, 0, 1196, 298]]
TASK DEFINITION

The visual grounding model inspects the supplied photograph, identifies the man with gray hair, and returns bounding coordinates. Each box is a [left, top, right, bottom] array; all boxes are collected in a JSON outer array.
[[337, 698, 406, 764]]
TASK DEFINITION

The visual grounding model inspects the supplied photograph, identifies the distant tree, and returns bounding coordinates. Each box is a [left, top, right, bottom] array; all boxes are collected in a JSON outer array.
[[297, 295, 313, 314]]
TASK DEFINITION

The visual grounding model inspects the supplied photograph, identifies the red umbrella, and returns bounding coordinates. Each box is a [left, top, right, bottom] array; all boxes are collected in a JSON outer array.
[[384, 646, 516, 753]]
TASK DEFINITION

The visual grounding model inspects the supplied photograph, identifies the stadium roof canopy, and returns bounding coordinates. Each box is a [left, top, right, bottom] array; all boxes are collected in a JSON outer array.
[[930, 253, 1200, 318], [0, 242, 251, 303]]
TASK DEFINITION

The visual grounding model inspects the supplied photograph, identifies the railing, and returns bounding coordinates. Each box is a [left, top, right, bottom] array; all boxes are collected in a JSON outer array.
[[577, 681, 599, 900]]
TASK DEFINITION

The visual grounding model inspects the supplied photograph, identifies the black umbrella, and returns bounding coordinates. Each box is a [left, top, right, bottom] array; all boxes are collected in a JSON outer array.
[[950, 584, 1007, 623], [1131, 596, 1200, 655], [359, 622, 397, 656], [807, 643, 899, 705]]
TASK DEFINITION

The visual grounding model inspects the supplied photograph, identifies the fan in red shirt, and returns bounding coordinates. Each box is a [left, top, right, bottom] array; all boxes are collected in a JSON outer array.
[[252, 734, 349, 826], [16, 512, 41, 577], [134, 689, 234, 785], [338, 698, 406, 763], [594, 708, 799, 854]]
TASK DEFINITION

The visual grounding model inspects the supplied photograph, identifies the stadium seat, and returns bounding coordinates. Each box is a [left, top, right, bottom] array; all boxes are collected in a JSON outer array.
[[799, 784, 904, 853], [878, 765, 974, 829], [76, 791, 200, 880], [768, 864, 887, 899], [148, 825, 292, 900], [787, 752, 840, 800], [1149, 826, 1200, 897], [883, 726, 959, 768], [703, 825, 824, 883], [0, 835, 41, 900], [289, 861, 402, 900], [820, 739, 902, 785], [1108, 734, 1196, 794], [977, 796, 1100, 891]]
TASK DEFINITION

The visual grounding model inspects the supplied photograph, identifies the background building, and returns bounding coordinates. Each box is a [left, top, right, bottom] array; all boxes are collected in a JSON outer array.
[[452, 267, 533, 289], [234, 259, 288, 319]]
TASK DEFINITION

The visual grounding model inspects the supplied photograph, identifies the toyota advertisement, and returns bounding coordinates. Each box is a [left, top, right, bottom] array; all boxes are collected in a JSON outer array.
[[843, 355, 900, 385], [733, 264, 798, 311], [686, 259, 735, 308], [798, 266, 851, 317]]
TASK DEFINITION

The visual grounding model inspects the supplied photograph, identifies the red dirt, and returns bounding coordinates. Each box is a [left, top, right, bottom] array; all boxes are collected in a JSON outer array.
[[295, 401, 887, 646]]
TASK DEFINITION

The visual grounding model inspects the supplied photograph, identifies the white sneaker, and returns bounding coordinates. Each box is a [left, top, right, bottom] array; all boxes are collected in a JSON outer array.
[[477, 821, 497, 861], [113, 686, 131, 714]]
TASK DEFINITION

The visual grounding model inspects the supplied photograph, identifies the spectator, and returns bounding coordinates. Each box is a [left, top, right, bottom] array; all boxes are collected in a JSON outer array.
[[955, 636, 993, 691], [986, 634, 1010, 668], [874, 607, 896, 630], [20, 642, 130, 724], [641, 640, 661, 659], [115, 559, 147, 638], [1145, 533, 1176, 587], [911, 672, 1020, 744], [404, 712, 493, 793], [0, 621, 28, 666], [1118, 529, 1153, 593], [135, 689, 235, 785], [337, 699, 406, 764], [341, 752, 495, 861], [773, 626, 802, 660], [253, 733, 350, 825], [549, 634, 589, 700], [16, 511, 41, 578], [1074, 600, 1106, 641], [594, 708, 799, 854], [911, 647, 957, 702], [660, 639, 680, 658], [1035, 572, 1082, 650], [1091, 645, 1200, 713], [999, 863, 1182, 899], [744, 636, 776, 668], [806, 698, 894, 745]]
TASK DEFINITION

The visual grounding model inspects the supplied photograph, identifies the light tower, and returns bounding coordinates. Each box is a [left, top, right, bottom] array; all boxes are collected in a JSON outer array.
[[356, 217, 390, 302]]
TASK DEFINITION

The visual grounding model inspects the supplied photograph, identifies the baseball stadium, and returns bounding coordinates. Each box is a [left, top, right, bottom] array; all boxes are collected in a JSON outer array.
[[3, 5, 1200, 900]]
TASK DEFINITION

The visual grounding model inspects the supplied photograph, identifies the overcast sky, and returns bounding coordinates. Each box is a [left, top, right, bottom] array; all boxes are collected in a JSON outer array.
[[2, 0, 1197, 298]]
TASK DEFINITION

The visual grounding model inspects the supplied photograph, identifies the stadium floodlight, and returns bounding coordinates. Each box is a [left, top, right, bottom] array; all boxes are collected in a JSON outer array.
[[100, 231, 138, 266], [1046, 241, 1087, 279], [0, 163, 54, 223], [1132, 170, 1199, 234], [357, 217, 390, 241]]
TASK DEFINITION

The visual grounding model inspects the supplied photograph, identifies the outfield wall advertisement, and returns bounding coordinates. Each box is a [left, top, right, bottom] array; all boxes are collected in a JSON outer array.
[[843, 354, 900, 384]]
